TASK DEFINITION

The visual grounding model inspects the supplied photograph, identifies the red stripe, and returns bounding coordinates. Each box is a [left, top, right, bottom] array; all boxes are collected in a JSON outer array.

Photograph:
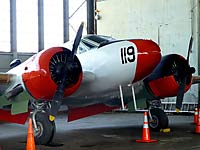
[[0, 109, 29, 124], [68, 104, 118, 122]]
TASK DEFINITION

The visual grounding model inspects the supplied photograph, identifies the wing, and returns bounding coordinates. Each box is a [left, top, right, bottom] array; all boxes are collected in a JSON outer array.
[[0, 73, 30, 116], [192, 76, 200, 84], [0, 73, 16, 95]]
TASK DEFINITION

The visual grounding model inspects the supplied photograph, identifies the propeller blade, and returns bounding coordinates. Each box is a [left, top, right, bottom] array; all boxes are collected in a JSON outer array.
[[186, 36, 193, 63], [49, 84, 65, 117], [176, 77, 187, 112], [48, 68, 67, 119], [71, 22, 84, 60]]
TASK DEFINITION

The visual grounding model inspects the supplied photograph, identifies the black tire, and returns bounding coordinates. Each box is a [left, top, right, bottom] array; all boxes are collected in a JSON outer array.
[[34, 112, 56, 145], [148, 108, 168, 131]]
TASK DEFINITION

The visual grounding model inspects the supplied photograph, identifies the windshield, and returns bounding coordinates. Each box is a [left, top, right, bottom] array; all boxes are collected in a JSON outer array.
[[78, 35, 115, 54]]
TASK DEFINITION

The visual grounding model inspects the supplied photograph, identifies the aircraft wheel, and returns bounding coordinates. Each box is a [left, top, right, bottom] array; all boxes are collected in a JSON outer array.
[[34, 112, 56, 145], [148, 108, 168, 131]]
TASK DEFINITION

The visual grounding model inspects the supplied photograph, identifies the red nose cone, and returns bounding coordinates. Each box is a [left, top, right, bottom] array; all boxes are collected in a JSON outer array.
[[130, 40, 161, 82]]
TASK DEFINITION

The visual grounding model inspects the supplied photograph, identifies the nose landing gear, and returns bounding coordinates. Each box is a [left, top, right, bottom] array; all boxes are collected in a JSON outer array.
[[32, 112, 55, 145], [30, 101, 56, 145]]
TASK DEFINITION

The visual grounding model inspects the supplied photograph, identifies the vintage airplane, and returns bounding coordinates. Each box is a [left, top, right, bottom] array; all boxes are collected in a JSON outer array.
[[0, 23, 196, 145]]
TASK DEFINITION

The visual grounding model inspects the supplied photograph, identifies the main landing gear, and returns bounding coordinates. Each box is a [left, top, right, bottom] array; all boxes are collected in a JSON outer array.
[[147, 100, 169, 131], [148, 108, 169, 131]]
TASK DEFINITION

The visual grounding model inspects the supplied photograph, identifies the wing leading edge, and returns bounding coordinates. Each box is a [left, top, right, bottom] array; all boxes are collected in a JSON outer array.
[[0, 73, 30, 117]]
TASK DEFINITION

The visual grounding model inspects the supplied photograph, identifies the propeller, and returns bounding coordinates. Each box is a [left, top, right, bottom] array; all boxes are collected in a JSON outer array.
[[71, 22, 84, 60], [48, 22, 84, 121], [186, 36, 193, 63], [175, 36, 195, 112]]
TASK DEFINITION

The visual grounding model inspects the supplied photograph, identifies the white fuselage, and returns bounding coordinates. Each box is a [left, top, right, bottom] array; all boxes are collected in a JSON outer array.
[[71, 41, 138, 97]]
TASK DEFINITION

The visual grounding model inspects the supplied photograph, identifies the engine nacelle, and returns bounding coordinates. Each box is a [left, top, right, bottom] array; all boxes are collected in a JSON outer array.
[[144, 54, 194, 98], [22, 47, 82, 100], [146, 75, 191, 98]]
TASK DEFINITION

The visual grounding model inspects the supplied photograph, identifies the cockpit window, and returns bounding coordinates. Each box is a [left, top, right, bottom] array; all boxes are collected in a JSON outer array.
[[78, 35, 115, 54]]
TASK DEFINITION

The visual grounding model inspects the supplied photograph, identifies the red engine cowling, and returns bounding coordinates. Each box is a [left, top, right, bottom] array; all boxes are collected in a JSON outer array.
[[22, 47, 82, 100], [147, 75, 191, 98]]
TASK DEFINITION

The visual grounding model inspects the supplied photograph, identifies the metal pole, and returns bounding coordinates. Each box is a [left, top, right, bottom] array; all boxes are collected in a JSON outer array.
[[10, 0, 17, 53], [38, 0, 44, 51], [197, 0, 200, 108], [94, 0, 97, 34], [63, 0, 69, 43], [119, 85, 125, 110], [87, 0, 95, 34], [131, 84, 138, 111]]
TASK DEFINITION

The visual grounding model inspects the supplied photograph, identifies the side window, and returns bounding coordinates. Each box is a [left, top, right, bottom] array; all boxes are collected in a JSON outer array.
[[82, 40, 96, 49], [78, 41, 89, 54], [78, 45, 87, 54]]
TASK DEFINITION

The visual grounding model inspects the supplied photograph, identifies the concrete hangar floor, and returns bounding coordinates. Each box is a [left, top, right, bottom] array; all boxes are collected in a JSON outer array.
[[0, 112, 199, 150]]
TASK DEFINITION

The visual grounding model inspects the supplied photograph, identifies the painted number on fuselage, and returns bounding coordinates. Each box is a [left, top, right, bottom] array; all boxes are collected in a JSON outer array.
[[120, 46, 135, 64]]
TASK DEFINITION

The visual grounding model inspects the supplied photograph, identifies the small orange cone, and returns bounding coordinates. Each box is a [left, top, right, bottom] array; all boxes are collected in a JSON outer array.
[[195, 108, 200, 133], [26, 118, 36, 150], [194, 107, 198, 124], [136, 111, 157, 143]]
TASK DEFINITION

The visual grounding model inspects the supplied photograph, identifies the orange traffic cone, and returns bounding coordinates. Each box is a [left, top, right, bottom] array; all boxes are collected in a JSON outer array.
[[195, 108, 200, 133], [26, 118, 36, 150], [136, 111, 157, 143], [194, 107, 198, 124]]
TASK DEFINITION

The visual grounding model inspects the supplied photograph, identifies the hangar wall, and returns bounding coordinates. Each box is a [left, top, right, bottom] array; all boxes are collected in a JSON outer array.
[[97, 0, 200, 104], [0, 52, 33, 72], [0, 0, 86, 72]]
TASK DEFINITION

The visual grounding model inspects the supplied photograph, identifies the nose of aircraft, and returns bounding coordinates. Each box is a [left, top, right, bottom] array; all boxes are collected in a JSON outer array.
[[130, 39, 161, 82]]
